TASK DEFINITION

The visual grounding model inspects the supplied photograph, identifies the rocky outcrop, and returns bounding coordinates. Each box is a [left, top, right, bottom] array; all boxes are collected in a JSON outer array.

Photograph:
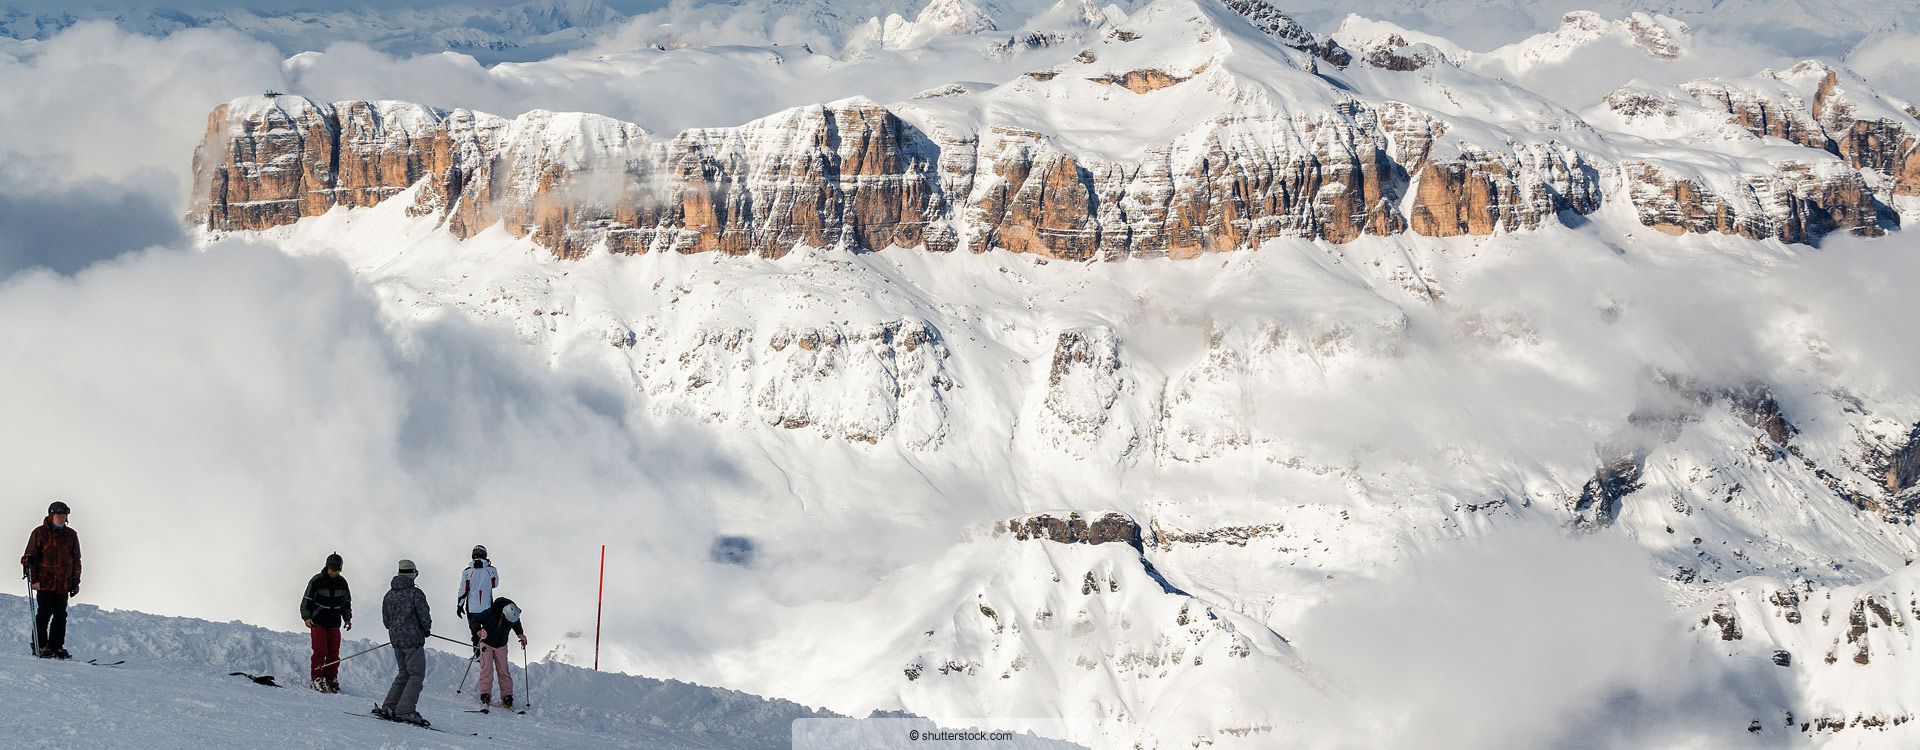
[[1408, 147, 1600, 237], [1619, 12, 1688, 59], [1685, 63, 1920, 198], [190, 97, 455, 232], [999, 512, 1142, 549], [197, 97, 944, 260], [1572, 451, 1643, 527], [1724, 382, 1796, 448], [1683, 79, 1831, 151], [1356, 34, 1452, 71], [1879, 424, 1920, 495], [1707, 602, 1743, 641], [632, 316, 955, 450], [1626, 161, 1886, 243], [1218, 0, 1350, 68], [1088, 68, 1195, 93]]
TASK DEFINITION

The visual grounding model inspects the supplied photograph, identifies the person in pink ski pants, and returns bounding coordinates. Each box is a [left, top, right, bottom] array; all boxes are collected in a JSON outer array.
[[471, 597, 527, 708]]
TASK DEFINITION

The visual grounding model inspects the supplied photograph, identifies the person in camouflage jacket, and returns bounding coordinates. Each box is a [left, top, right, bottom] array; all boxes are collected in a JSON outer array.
[[377, 559, 432, 726]]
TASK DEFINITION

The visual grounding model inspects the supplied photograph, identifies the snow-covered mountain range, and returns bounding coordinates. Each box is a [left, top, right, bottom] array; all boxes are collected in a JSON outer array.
[[8, 0, 1920, 747], [0, 0, 636, 63]]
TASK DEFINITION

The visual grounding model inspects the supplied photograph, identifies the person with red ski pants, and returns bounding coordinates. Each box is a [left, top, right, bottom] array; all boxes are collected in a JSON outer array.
[[471, 597, 527, 708], [299, 552, 352, 692]]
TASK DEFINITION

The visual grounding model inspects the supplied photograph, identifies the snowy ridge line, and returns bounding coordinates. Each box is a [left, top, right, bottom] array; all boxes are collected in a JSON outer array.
[[189, 0, 1918, 262], [0, 594, 840, 749]]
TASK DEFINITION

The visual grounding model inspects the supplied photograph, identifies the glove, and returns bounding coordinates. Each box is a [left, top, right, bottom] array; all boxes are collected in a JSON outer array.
[[518, 635, 528, 647], [68, 584, 78, 597], [345, 620, 353, 631], [477, 628, 488, 640], [456, 604, 465, 618]]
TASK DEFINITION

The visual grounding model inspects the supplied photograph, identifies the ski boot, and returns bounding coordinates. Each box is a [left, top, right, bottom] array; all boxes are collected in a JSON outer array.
[[502, 695, 514, 710], [398, 712, 431, 727], [52, 648, 71, 660], [312, 678, 328, 692], [326, 679, 342, 694], [372, 706, 395, 721], [480, 691, 491, 706]]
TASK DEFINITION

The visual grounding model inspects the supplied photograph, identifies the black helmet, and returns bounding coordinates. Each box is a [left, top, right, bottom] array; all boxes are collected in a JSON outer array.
[[47, 501, 70, 515], [325, 552, 344, 571], [472, 545, 488, 560]]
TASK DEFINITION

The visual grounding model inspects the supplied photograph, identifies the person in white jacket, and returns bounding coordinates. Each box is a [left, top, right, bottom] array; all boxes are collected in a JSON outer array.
[[456, 545, 499, 633]]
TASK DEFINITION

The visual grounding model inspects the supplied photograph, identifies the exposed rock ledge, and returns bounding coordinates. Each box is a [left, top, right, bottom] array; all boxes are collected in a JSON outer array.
[[997, 511, 1143, 549]]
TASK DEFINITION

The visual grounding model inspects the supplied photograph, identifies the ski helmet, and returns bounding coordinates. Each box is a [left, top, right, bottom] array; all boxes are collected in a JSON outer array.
[[472, 545, 488, 561], [326, 552, 343, 571], [503, 601, 521, 623], [47, 501, 70, 515]]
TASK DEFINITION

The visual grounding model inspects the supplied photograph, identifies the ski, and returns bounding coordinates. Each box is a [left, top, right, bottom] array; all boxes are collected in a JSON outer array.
[[346, 710, 466, 735], [350, 710, 496, 738], [85, 659, 124, 667]]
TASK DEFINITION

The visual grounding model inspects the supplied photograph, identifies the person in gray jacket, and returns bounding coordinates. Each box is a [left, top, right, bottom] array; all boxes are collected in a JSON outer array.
[[375, 559, 432, 727]]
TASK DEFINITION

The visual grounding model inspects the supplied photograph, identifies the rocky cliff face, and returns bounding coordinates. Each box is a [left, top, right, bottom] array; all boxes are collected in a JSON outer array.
[[190, 8, 1913, 256], [1683, 63, 1920, 199], [191, 92, 1613, 257], [190, 98, 455, 232], [193, 87, 1907, 253], [1626, 161, 1886, 242]]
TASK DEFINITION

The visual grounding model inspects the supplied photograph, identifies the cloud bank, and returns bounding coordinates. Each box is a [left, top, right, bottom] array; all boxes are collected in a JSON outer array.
[[1294, 527, 1794, 749], [0, 241, 884, 665]]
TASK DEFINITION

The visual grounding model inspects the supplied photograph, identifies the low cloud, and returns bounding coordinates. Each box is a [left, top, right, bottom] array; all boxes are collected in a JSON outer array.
[[1472, 28, 1805, 110], [0, 161, 185, 277], [1293, 526, 1794, 749], [0, 241, 883, 665]]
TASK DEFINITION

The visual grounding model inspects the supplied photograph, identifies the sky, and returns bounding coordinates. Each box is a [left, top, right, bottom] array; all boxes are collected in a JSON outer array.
[[0, 0, 662, 11]]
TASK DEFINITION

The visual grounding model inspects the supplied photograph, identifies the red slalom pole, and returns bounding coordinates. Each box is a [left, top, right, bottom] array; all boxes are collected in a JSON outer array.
[[594, 544, 605, 671]]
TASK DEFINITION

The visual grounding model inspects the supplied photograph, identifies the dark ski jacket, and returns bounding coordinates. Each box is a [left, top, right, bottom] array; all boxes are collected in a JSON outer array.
[[300, 571, 353, 629], [381, 575, 431, 649], [21, 516, 81, 592], [473, 598, 525, 649]]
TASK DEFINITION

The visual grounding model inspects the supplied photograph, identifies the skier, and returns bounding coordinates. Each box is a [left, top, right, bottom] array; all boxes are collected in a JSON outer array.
[[299, 552, 352, 692], [20, 501, 81, 660], [470, 597, 527, 708], [375, 559, 431, 727], [456, 545, 498, 634]]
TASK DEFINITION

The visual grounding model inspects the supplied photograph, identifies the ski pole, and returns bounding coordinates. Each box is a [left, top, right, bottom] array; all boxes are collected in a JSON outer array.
[[428, 632, 475, 647], [521, 640, 531, 711], [26, 579, 38, 657], [456, 648, 476, 695], [316, 641, 391, 672]]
